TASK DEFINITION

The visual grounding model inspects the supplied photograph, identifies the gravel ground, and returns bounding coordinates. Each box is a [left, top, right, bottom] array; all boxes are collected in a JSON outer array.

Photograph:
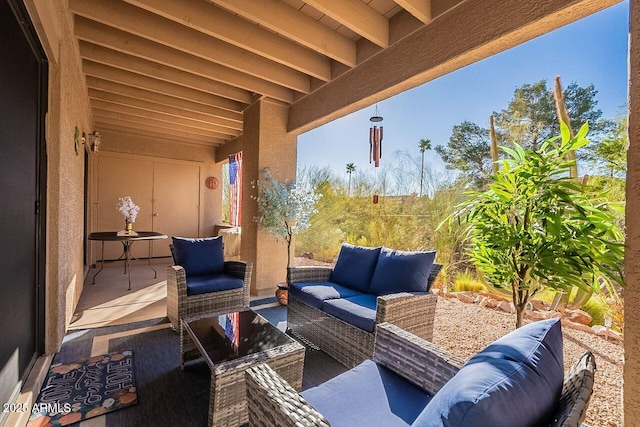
[[294, 257, 624, 425], [433, 297, 623, 427]]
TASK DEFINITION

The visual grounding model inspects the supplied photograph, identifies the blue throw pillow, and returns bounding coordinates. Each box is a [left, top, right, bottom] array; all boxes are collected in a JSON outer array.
[[414, 318, 564, 427], [368, 248, 436, 295], [329, 243, 382, 292], [172, 236, 224, 277]]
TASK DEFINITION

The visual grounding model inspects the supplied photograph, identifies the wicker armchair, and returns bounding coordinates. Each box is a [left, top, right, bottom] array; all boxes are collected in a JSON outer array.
[[287, 263, 441, 368], [245, 323, 596, 427], [166, 261, 252, 331]]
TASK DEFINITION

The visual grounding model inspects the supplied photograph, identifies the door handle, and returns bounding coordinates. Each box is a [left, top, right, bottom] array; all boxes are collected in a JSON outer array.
[[153, 213, 159, 217]]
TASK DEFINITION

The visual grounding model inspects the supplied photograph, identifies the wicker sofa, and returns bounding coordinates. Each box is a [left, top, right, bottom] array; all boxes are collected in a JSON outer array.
[[287, 244, 441, 368], [246, 319, 596, 427], [166, 237, 252, 331]]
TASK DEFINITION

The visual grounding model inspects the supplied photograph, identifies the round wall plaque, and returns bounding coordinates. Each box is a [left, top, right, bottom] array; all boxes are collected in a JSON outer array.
[[205, 176, 219, 189]]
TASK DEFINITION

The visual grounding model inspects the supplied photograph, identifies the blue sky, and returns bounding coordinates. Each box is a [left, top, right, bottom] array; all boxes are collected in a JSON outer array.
[[297, 1, 629, 180]]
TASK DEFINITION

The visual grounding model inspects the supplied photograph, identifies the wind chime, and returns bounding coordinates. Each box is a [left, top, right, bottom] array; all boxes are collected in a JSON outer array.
[[369, 105, 383, 203]]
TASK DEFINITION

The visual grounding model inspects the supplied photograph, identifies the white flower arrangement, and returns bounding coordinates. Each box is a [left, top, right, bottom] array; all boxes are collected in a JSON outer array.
[[117, 196, 140, 223]]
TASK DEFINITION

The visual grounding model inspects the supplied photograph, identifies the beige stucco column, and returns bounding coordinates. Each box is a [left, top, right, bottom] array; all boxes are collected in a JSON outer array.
[[240, 99, 297, 296], [625, 0, 640, 423]]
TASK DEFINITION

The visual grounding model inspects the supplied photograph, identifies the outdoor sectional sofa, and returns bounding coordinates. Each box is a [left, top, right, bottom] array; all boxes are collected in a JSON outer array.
[[287, 243, 441, 368]]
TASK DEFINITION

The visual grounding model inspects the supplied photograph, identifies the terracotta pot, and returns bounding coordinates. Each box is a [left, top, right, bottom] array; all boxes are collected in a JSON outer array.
[[276, 283, 288, 306]]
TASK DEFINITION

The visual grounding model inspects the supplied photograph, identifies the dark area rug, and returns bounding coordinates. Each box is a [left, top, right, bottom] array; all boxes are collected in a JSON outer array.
[[48, 304, 346, 427]]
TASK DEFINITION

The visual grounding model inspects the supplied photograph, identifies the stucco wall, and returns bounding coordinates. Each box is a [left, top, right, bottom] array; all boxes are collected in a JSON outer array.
[[625, 0, 639, 423], [25, 0, 94, 353]]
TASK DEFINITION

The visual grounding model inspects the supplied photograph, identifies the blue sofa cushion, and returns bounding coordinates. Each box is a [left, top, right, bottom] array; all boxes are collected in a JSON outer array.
[[302, 359, 431, 427], [289, 282, 363, 309], [369, 248, 436, 295], [329, 243, 382, 292], [414, 318, 564, 427], [185, 273, 244, 296], [172, 236, 224, 277], [322, 294, 377, 332]]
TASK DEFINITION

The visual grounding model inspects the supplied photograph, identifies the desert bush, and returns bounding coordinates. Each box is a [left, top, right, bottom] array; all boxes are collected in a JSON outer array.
[[451, 272, 486, 292]]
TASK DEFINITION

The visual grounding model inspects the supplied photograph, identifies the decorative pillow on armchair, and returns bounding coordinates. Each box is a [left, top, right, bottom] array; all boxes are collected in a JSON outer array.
[[414, 318, 564, 427], [368, 248, 436, 295], [172, 236, 224, 277], [329, 243, 382, 292]]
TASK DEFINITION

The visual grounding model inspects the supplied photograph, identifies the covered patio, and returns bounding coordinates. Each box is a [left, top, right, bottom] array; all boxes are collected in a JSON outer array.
[[1, 0, 639, 425]]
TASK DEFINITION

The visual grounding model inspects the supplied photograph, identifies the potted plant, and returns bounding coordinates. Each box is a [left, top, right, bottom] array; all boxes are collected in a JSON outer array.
[[448, 123, 624, 328], [254, 168, 321, 304]]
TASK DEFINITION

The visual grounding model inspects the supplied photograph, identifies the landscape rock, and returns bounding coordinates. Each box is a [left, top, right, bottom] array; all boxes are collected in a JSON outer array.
[[525, 310, 546, 321], [565, 309, 593, 326], [592, 326, 624, 341], [561, 319, 595, 334], [454, 292, 476, 304], [543, 311, 562, 320], [479, 291, 510, 302], [485, 298, 499, 309], [497, 301, 514, 313], [530, 299, 549, 311]]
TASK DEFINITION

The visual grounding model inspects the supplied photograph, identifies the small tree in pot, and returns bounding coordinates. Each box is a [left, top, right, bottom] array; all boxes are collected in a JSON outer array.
[[449, 123, 624, 328], [254, 168, 321, 285]]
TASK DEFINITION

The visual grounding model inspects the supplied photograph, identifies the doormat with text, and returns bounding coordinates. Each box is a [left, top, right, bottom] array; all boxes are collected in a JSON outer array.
[[27, 351, 137, 426]]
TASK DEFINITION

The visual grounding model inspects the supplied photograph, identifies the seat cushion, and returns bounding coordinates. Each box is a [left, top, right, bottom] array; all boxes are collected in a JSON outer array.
[[414, 318, 564, 427], [369, 248, 436, 295], [172, 236, 224, 277], [289, 282, 363, 309], [329, 243, 382, 292], [322, 294, 377, 332], [302, 359, 431, 427], [186, 273, 244, 296]]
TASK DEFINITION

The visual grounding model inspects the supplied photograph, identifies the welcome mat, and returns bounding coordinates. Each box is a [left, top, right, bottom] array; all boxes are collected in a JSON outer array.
[[27, 351, 137, 426]]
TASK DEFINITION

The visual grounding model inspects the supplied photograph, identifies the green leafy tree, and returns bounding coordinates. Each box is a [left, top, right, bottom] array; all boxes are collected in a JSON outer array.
[[254, 168, 321, 280], [435, 121, 492, 188], [448, 123, 624, 328], [587, 114, 627, 177], [418, 139, 432, 196], [346, 163, 356, 195], [493, 80, 610, 151]]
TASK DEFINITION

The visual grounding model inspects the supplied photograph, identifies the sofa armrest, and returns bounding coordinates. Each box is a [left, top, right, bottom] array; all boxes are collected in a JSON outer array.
[[224, 261, 252, 306], [246, 364, 330, 427], [166, 265, 188, 330], [374, 323, 464, 395], [376, 292, 437, 340], [287, 266, 333, 287], [167, 265, 187, 293]]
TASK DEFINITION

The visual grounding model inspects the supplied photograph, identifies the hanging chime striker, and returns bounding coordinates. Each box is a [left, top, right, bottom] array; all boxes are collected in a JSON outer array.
[[369, 106, 383, 204]]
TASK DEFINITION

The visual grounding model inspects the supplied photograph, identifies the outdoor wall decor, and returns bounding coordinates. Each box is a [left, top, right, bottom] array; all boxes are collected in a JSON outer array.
[[205, 176, 219, 190]]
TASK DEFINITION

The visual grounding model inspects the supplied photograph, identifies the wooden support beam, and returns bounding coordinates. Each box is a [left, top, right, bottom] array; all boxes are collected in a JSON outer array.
[[80, 41, 252, 104], [92, 109, 235, 140], [213, 0, 356, 67], [304, 0, 389, 48], [85, 77, 244, 123], [394, 0, 432, 24], [123, 0, 331, 81], [82, 60, 244, 112], [90, 99, 242, 136], [75, 18, 294, 103], [288, 0, 620, 134], [96, 123, 221, 147], [69, 0, 310, 93], [87, 88, 242, 131]]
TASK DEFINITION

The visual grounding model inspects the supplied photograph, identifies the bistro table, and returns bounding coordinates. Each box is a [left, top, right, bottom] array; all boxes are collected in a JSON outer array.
[[88, 231, 168, 290]]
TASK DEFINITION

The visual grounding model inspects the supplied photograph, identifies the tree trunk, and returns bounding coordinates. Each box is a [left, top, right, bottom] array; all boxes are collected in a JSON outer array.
[[420, 152, 425, 197], [515, 304, 524, 329]]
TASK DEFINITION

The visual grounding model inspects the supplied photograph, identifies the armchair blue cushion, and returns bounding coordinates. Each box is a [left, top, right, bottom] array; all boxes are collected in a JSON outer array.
[[185, 273, 244, 296], [289, 282, 363, 309], [369, 248, 436, 295], [415, 318, 564, 427], [329, 243, 382, 292], [301, 359, 432, 427], [172, 236, 224, 277], [322, 294, 377, 332]]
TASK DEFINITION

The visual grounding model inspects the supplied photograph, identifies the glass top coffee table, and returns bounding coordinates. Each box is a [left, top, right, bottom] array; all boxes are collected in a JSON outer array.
[[181, 309, 305, 427]]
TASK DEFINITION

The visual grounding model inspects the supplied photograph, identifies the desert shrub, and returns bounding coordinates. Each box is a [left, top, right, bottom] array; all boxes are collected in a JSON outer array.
[[451, 272, 486, 292], [581, 294, 611, 327]]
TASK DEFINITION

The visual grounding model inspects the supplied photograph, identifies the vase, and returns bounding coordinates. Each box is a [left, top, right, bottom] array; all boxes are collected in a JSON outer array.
[[125, 221, 133, 232], [276, 282, 288, 306]]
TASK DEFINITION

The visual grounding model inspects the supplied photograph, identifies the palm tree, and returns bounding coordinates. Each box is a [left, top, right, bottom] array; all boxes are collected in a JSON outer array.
[[418, 138, 432, 196], [346, 163, 356, 195]]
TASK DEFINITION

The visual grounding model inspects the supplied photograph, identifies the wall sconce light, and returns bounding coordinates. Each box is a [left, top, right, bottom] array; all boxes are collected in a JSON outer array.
[[86, 131, 102, 152]]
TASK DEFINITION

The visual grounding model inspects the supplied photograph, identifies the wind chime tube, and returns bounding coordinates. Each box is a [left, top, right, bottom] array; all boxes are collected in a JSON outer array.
[[379, 126, 383, 159], [369, 127, 374, 163]]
